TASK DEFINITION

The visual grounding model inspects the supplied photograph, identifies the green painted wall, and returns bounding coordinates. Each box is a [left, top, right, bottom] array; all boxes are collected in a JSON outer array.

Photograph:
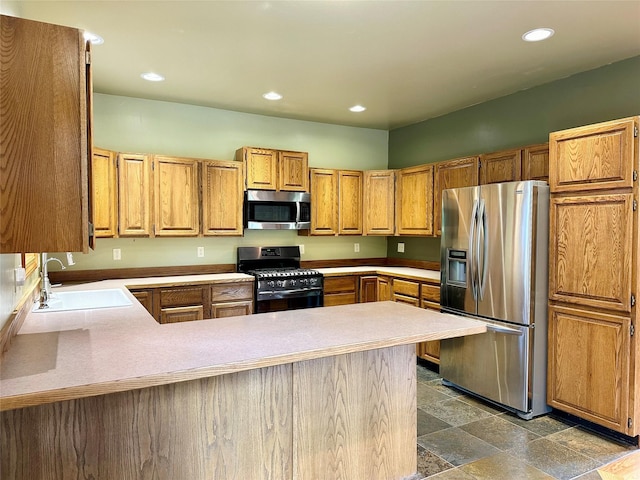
[[46, 94, 389, 273], [387, 56, 640, 262]]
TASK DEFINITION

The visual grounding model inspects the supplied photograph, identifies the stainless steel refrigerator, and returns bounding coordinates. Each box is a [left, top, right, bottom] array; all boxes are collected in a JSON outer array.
[[440, 180, 551, 419]]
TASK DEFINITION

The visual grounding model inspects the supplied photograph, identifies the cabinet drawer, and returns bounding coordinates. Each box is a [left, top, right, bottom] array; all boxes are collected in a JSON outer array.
[[324, 292, 357, 306], [160, 305, 204, 324], [159, 286, 207, 307], [421, 282, 440, 303], [392, 293, 420, 307], [211, 300, 253, 318], [392, 279, 420, 298], [211, 282, 253, 302], [324, 276, 358, 294]]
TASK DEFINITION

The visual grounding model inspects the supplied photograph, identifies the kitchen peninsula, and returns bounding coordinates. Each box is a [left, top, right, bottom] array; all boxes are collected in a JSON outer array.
[[0, 281, 485, 480]]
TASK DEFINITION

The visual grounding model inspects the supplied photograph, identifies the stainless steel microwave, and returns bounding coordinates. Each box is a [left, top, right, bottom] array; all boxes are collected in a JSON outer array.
[[244, 190, 311, 230]]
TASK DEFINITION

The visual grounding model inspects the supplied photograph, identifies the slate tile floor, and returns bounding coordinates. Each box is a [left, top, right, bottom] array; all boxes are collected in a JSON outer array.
[[415, 364, 638, 479]]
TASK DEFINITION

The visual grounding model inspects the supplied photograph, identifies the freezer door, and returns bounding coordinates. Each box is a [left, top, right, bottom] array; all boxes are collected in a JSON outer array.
[[440, 319, 530, 413], [476, 181, 535, 325], [440, 185, 479, 316]]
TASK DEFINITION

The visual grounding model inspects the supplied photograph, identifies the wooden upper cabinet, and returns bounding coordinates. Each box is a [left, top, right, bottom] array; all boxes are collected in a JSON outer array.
[[91, 148, 118, 238], [309, 168, 338, 235], [480, 149, 522, 185], [237, 147, 309, 192], [396, 164, 434, 236], [202, 160, 244, 236], [547, 305, 632, 434], [549, 117, 638, 193], [434, 156, 479, 235], [363, 170, 395, 235], [238, 147, 278, 190], [153, 156, 200, 236], [338, 170, 363, 235], [522, 143, 549, 182], [278, 151, 309, 192], [0, 15, 91, 253], [118, 153, 153, 237], [549, 193, 633, 312]]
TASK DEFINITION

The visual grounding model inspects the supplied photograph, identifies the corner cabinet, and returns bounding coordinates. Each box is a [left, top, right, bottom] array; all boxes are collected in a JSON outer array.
[[547, 116, 639, 437], [1, 15, 92, 253], [434, 156, 479, 236], [363, 170, 396, 235]]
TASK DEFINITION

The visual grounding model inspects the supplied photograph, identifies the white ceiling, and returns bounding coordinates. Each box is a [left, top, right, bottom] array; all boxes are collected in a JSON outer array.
[[8, 0, 640, 129]]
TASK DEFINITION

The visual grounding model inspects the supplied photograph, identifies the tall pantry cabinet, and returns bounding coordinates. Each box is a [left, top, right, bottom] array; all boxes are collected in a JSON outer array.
[[547, 116, 640, 437]]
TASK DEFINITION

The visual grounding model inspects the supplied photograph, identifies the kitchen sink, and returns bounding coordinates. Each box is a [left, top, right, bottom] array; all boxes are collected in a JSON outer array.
[[32, 289, 133, 313]]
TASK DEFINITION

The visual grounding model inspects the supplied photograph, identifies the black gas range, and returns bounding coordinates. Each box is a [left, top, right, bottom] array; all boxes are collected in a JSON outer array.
[[237, 246, 323, 313]]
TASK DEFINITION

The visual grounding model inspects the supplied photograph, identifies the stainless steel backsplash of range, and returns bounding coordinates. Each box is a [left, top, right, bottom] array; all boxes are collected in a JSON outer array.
[[439, 180, 551, 419]]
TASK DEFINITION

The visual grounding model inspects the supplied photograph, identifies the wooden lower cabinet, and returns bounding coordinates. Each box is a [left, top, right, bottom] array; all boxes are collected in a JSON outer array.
[[359, 275, 378, 303], [419, 280, 441, 364], [130, 280, 254, 323], [211, 282, 254, 318], [377, 276, 391, 301], [392, 278, 420, 306], [129, 288, 154, 317], [324, 275, 358, 306], [547, 304, 634, 435]]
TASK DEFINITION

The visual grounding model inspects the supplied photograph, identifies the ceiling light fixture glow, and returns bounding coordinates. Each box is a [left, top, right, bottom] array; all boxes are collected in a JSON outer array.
[[83, 31, 104, 45], [262, 91, 283, 100], [349, 105, 366, 113], [522, 28, 555, 42], [141, 72, 165, 82]]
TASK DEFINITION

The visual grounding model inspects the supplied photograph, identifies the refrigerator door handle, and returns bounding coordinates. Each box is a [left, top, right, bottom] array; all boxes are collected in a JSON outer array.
[[478, 198, 488, 300], [486, 323, 524, 336], [469, 199, 479, 300]]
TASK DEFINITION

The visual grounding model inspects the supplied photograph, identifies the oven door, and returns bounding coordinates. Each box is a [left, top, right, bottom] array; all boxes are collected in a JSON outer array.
[[255, 288, 323, 313]]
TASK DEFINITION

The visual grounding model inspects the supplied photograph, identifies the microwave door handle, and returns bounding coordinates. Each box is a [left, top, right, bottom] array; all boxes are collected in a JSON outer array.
[[295, 201, 301, 226], [469, 199, 479, 300]]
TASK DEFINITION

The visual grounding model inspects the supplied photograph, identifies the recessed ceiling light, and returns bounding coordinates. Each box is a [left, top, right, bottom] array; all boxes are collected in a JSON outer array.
[[83, 31, 104, 45], [263, 91, 283, 101], [522, 28, 555, 42], [349, 105, 366, 113], [141, 72, 165, 82]]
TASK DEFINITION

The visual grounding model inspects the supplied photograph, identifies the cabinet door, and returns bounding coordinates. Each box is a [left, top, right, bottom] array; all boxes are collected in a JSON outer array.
[[129, 288, 155, 318], [118, 153, 153, 236], [160, 305, 204, 324], [434, 156, 479, 235], [0, 15, 90, 253], [211, 300, 253, 318], [202, 160, 243, 236], [153, 156, 199, 236], [324, 275, 358, 306], [396, 164, 434, 236], [377, 276, 391, 301], [549, 117, 638, 193], [549, 193, 633, 312], [548, 305, 632, 434], [480, 149, 522, 185], [359, 276, 378, 303], [338, 170, 363, 235], [310, 169, 338, 235], [363, 170, 395, 235], [92, 148, 118, 238], [522, 143, 549, 182], [278, 151, 309, 192], [239, 147, 278, 190]]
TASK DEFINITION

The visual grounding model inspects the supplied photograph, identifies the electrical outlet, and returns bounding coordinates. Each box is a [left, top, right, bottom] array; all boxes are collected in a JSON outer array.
[[299, 244, 305, 254], [113, 248, 121, 261], [397, 243, 405, 253], [354, 243, 360, 253], [197, 246, 205, 258]]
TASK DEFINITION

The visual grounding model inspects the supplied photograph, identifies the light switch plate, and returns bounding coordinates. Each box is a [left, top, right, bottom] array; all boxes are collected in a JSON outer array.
[[113, 248, 121, 261], [397, 243, 405, 253], [354, 243, 360, 253], [197, 246, 205, 257]]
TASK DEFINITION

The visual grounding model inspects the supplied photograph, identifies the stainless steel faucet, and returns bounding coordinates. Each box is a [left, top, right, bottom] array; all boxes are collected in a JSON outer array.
[[38, 253, 69, 309]]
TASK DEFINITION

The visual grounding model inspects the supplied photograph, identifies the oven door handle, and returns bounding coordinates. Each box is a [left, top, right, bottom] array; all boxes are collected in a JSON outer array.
[[263, 288, 323, 296]]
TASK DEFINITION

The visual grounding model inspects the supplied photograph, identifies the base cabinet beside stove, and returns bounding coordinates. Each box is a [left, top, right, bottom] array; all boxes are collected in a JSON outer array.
[[211, 283, 253, 318]]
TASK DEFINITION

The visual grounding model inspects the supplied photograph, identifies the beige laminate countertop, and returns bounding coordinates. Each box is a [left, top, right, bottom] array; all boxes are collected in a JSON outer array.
[[0, 271, 481, 412], [317, 266, 440, 282]]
